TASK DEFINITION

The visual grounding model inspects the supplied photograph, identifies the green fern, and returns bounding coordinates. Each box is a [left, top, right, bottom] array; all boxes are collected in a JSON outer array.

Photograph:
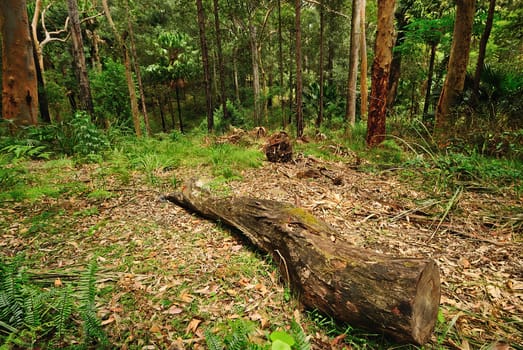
[[78, 259, 109, 346], [204, 329, 225, 350], [53, 285, 73, 339], [290, 319, 311, 350]]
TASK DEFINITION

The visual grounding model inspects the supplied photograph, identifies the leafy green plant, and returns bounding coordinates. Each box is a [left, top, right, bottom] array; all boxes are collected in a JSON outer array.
[[69, 111, 110, 160], [0, 256, 109, 348], [204, 319, 311, 350]]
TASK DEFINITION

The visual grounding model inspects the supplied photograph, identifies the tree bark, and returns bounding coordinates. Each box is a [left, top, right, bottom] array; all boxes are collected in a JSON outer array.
[[359, 0, 368, 120], [295, 0, 304, 138], [422, 42, 438, 118], [366, 0, 395, 147], [386, 1, 413, 111], [163, 179, 441, 345], [101, 0, 141, 136], [196, 0, 214, 132], [127, 0, 150, 136], [277, 0, 286, 128], [66, 0, 95, 118], [213, 0, 228, 122], [473, 0, 496, 95], [435, 0, 475, 138], [345, 0, 362, 126], [0, 0, 39, 128], [316, 0, 325, 128]]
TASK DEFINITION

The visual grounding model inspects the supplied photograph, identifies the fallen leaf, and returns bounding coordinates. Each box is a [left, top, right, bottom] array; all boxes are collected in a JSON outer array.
[[101, 316, 115, 326], [166, 305, 183, 315], [185, 318, 201, 334], [54, 278, 62, 287], [150, 324, 162, 333]]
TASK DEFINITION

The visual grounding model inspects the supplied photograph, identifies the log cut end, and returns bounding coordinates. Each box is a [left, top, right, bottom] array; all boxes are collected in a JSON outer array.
[[411, 260, 441, 345]]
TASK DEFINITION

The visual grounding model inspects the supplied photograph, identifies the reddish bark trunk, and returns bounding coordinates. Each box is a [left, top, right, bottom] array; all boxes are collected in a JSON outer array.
[[366, 0, 395, 147], [0, 0, 39, 127]]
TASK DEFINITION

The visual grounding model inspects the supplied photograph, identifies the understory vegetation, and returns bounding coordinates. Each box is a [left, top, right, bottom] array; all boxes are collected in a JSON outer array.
[[1, 114, 522, 349]]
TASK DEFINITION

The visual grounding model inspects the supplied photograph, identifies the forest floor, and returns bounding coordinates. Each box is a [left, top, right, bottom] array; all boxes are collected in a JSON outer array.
[[1, 135, 522, 349]]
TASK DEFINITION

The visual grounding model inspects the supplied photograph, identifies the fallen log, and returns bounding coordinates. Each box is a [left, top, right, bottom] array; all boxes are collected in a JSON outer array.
[[163, 179, 440, 345]]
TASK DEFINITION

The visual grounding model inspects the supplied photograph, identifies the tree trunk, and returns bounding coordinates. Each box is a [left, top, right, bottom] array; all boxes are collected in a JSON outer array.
[[345, 0, 362, 126], [249, 24, 262, 126], [473, 0, 496, 95], [316, 0, 325, 129], [213, 0, 228, 121], [422, 42, 438, 118], [295, 0, 304, 138], [127, 0, 150, 136], [233, 48, 241, 103], [175, 84, 184, 133], [163, 179, 441, 346], [0, 0, 39, 128], [366, 0, 395, 147], [102, 0, 141, 136], [32, 38, 51, 123], [196, 0, 214, 132], [386, 3, 411, 112], [277, 0, 286, 128], [434, 0, 475, 137], [359, 0, 368, 120], [67, 0, 95, 118]]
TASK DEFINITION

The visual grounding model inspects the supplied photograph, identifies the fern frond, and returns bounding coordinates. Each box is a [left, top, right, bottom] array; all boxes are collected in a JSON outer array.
[[290, 319, 311, 350], [53, 285, 73, 338], [81, 307, 108, 345], [204, 329, 225, 350], [225, 320, 252, 350], [79, 260, 98, 308], [22, 286, 43, 328]]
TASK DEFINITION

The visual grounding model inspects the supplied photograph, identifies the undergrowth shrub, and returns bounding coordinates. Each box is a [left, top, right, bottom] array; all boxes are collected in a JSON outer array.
[[0, 256, 109, 348]]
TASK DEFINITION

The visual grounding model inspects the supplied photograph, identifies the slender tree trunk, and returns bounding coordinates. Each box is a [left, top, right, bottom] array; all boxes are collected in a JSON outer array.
[[31, 0, 44, 81], [32, 38, 51, 123], [278, 0, 286, 128], [386, 11, 409, 111], [67, 0, 95, 118], [359, 0, 368, 120], [288, 29, 294, 126], [473, 0, 496, 95], [295, 0, 304, 138], [366, 0, 395, 147], [233, 49, 240, 103], [316, 0, 325, 129], [0, 0, 39, 128], [249, 25, 262, 126], [196, 0, 213, 132], [213, 0, 228, 121], [346, 0, 362, 126], [127, 0, 150, 135], [435, 0, 475, 137], [158, 96, 166, 132], [101, 0, 141, 135], [422, 42, 438, 118], [175, 84, 184, 133]]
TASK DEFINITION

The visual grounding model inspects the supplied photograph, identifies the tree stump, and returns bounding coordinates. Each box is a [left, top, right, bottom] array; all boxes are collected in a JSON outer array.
[[264, 131, 293, 163], [163, 179, 441, 345]]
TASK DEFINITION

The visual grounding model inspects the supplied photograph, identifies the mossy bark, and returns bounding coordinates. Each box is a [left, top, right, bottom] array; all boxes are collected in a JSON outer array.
[[164, 180, 441, 345]]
